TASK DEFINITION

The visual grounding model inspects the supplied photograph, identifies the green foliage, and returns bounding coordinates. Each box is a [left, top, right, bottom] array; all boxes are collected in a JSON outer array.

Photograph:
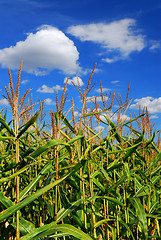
[[0, 67, 161, 239]]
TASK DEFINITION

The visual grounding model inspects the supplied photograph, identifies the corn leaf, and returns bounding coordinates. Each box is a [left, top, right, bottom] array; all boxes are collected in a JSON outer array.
[[57, 199, 82, 222], [0, 116, 15, 136], [19, 161, 52, 200], [0, 159, 86, 222], [130, 197, 148, 239], [12, 218, 35, 236], [20, 223, 93, 240], [17, 112, 40, 139]]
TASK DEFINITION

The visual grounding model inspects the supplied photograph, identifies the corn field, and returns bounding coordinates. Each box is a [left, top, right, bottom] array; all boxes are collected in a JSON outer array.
[[0, 62, 161, 239]]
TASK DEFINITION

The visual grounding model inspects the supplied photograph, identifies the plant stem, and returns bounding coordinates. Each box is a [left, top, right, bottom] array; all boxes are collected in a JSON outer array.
[[15, 112, 20, 240]]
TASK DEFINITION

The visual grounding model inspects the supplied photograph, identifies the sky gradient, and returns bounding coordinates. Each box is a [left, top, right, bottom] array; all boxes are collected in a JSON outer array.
[[0, 0, 161, 132]]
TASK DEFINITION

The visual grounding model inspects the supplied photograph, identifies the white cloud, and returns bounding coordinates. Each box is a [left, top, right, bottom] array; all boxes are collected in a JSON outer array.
[[100, 113, 130, 122], [94, 126, 105, 132], [21, 80, 29, 84], [113, 105, 119, 108], [45, 98, 56, 105], [37, 84, 64, 93], [103, 57, 117, 63], [0, 25, 81, 75], [150, 115, 159, 119], [83, 67, 103, 75], [74, 111, 80, 117], [67, 19, 145, 61], [0, 98, 9, 106], [130, 97, 161, 114], [37, 85, 54, 93], [64, 76, 84, 86], [111, 113, 130, 122], [99, 114, 107, 121], [111, 80, 120, 84], [95, 88, 110, 93], [52, 85, 64, 91], [86, 95, 109, 102], [149, 41, 161, 50]]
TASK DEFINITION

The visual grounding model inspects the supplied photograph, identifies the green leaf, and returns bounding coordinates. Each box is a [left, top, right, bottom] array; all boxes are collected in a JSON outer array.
[[60, 112, 76, 133], [88, 196, 124, 207], [147, 236, 161, 239], [146, 213, 161, 220], [106, 163, 123, 174], [150, 152, 161, 168], [57, 199, 82, 222], [123, 113, 145, 126], [130, 197, 148, 239], [0, 191, 14, 208], [82, 107, 110, 117], [28, 139, 69, 160], [92, 145, 104, 154], [87, 128, 105, 142], [107, 141, 143, 156], [44, 232, 70, 238], [136, 185, 150, 197], [0, 136, 16, 141], [123, 134, 144, 160], [20, 148, 35, 159], [103, 115, 122, 143], [94, 218, 115, 228], [66, 177, 79, 191], [20, 223, 93, 240], [92, 178, 106, 193], [67, 135, 84, 145], [151, 142, 160, 153], [0, 165, 29, 183], [149, 202, 160, 214], [82, 122, 101, 139], [144, 132, 155, 148], [12, 218, 35, 236], [17, 112, 40, 138], [0, 193, 36, 236], [118, 218, 135, 240], [92, 159, 116, 187], [0, 116, 15, 136], [19, 161, 52, 200], [0, 160, 86, 222]]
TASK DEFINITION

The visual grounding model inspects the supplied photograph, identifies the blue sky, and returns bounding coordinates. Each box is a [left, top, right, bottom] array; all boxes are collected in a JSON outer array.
[[0, 0, 161, 132]]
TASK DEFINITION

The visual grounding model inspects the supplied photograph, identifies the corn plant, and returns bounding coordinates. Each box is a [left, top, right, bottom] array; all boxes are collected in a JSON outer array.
[[0, 63, 160, 240]]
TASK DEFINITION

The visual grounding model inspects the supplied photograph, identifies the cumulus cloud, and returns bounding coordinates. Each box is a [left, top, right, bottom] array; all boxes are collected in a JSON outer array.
[[64, 76, 84, 86], [67, 19, 145, 61], [111, 80, 120, 84], [0, 98, 9, 106], [150, 115, 159, 119], [37, 84, 64, 93], [111, 113, 130, 122], [21, 80, 29, 85], [130, 97, 161, 114], [149, 41, 161, 50], [74, 111, 80, 117], [95, 88, 110, 93], [0, 25, 81, 75], [103, 57, 117, 63], [86, 95, 109, 102], [94, 126, 105, 132], [100, 113, 130, 122], [45, 98, 56, 105]]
